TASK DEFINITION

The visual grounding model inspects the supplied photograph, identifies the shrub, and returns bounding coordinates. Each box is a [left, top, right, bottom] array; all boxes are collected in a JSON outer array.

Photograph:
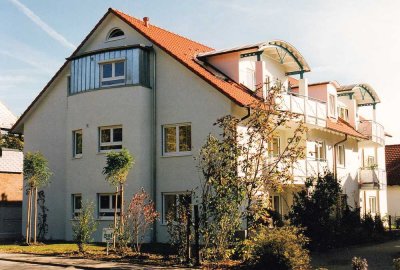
[[72, 201, 97, 253], [352, 257, 368, 270], [393, 258, 400, 270], [244, 226, 311, 270]]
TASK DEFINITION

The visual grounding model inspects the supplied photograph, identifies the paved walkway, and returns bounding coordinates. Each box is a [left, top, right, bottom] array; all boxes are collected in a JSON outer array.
[[312, 239, 400, 270], [0, 253, 191, 269]]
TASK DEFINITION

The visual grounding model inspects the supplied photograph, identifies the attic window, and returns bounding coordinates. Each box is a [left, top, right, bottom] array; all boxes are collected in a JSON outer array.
[[107, 28, 125, 41]]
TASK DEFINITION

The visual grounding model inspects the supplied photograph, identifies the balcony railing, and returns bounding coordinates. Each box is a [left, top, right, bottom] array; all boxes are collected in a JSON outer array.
[[279, 92, 327, 127], [292, 158, 329, 184], [359, 167, 386, 189], [357, 120, 385, 145]]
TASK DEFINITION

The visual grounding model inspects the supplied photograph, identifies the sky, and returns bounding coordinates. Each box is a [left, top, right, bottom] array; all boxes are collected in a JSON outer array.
[[1, 0, 400, 143]]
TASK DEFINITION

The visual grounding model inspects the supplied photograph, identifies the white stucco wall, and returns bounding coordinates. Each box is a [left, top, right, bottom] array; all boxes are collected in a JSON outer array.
[[387, 186, 400, 217]]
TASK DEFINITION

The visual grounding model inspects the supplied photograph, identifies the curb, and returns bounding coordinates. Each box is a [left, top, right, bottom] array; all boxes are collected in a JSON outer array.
[[0, 256, 113, 269]]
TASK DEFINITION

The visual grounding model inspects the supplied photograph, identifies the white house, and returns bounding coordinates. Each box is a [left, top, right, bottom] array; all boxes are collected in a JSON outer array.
[[11, 8, 388, 242]]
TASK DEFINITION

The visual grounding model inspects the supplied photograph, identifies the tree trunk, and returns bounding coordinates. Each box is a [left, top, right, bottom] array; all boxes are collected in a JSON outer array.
[[113, 186, 119, 249], [120, 184, 124, 231], [33, 187, 38, 244], [26, 188, 32, 244]]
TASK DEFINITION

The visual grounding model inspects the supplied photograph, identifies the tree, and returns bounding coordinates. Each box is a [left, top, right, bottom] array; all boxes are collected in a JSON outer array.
[[23, 152, 52, 244], [125, 188, 159, 254], [102, 148, 134, 248], [72, 201, 97, 253], [1, 132, 24, 151], [197, 82, 306, 260]]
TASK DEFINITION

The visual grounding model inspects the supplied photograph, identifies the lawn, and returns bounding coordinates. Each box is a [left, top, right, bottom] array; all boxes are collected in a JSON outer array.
[[0, 243, 104, 255]]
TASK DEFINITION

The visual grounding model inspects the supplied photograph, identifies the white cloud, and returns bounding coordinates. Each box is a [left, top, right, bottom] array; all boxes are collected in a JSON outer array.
[[8, 0, 76, 50]]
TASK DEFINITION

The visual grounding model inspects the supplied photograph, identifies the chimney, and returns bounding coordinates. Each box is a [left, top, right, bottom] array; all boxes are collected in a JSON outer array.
[[143, 17, 150, 27]]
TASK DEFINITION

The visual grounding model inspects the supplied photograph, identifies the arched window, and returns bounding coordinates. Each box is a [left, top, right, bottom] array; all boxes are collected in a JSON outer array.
[[107, 28, 125, 41]]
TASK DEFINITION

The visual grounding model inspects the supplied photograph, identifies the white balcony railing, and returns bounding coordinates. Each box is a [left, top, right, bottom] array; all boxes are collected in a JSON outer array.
[[292, 158, 329, 184], [357, 120, 385, 145], [280, 92, 327, 127], [359, 167, 386, 189]]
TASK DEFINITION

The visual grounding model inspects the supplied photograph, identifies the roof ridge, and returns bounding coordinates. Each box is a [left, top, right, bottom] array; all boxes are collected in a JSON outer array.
[[110, 8, 214, 52]]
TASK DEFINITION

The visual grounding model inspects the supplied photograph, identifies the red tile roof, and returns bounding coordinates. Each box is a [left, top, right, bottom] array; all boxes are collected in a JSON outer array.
[[327, 117, 366, 139], [110, 9, 256, 106], [386, 144, 400, 185]]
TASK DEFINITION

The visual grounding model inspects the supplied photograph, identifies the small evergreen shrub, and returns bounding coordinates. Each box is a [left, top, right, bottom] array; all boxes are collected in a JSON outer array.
[[244, 226, 311, 270], [351, 257, 368, 270]]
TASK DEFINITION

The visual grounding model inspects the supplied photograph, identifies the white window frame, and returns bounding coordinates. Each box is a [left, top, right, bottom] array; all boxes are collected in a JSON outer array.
[[329, 94, 336, 117], [162, 123, 192, 156], [98, 193, 121, 220], [162, 192, 192, 224], [73, 130, 83, 158], [338, 106, 349, 121], [269, 195, 282, 215], [106, 28, 126, 42], [337, 144, 345, 167], [99, 125, 123, 152], [369, 196, 377, 214], [99, 59, 126, 87], [268, 137, 281, 158], [315, 140, 326, 161], [72, 194, 82, 218]]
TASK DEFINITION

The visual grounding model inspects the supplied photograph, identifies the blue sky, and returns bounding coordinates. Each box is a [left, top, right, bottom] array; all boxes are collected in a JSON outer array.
[[1, 0, 400, 143]]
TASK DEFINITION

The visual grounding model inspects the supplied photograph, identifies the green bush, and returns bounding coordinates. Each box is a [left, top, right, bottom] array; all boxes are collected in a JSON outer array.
[[352, 257, 368, 270], [72, 201, 97, 253], [393, 258, 400, 270], [243, 226, 311, 270]]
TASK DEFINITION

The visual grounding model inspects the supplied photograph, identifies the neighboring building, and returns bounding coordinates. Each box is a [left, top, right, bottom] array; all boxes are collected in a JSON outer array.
[[0, 102, 23, 240], [10, 8, 388, 242], [386, 144, 400, 217]]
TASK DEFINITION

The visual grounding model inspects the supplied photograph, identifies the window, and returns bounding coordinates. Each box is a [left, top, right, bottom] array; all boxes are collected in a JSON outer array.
[[162, 193, 192, 224], [72, 194, 82, 218], [269, 195, 282, 215], [98, 194, 121, 218], [367, 156, 375, 167], [107, 28, 125, 41], [337, 144, 345, 166], [315, 141, 326, 161], [369, 196, 377, 214], [268, 137, 280, 158], [338, 107, 349, 121], [100, 60, 125, 86], [329, 94, 336, 117], [73, 130, 83, 158], [99, 126, 123, 151], [163, 124, 191, 156]]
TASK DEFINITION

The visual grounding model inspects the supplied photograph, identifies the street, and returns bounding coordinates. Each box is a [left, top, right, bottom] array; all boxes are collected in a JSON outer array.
[[0, 260, 77, 269]]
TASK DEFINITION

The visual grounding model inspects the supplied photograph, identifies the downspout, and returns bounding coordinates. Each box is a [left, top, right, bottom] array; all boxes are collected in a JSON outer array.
[[241, 107, 251, 121], [333, 134, 347, 178], [151, 48, 157, 243]]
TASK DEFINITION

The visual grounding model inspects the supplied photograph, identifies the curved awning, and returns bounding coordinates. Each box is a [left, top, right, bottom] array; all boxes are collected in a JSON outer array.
[[337, 83, 380, 106], [197, 40, 310, 77]]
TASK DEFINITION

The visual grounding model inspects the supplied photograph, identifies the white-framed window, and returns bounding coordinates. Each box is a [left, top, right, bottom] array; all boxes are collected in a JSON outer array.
[[99, 126, 122, 152], [98, 193, 121, 219], [338, 107, 349, 121], [100, 60, 125, 87], [268, 137, 280, 158], [162, 192, 192, 224], [329, 94, 336, 117], [315, 140, 326, 161], [269, 195, 282, 215], [106, 28, 125, 41], [369, 196, 377, 214], [367, 156, 375, 167], [73, 130, 83, 158], [337, 144, 345, 166], [162, 124, 192, 156], [72, 194, 82, 218]]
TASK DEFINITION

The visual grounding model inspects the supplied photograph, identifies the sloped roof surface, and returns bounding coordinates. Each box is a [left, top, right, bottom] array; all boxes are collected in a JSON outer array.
[[0, 149, 23, 173], [0, 102, 17, 129], [386, 144, 400, 185], [327, 117, 366, 139]]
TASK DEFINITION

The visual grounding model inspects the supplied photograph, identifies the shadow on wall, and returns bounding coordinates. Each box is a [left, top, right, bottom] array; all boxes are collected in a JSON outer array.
[[1, 193, 7, 201]]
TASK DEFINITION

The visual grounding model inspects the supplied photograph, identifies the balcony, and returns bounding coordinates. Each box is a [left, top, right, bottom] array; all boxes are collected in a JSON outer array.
[[280, 92, 327, 127], [359, 167, 385, 189], [357, 120, 385, 145], [292, 158, 329, 184]]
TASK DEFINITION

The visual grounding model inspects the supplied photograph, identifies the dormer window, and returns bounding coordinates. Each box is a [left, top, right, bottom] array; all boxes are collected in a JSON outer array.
[[106, 28, 125, 41], [338, 106, 349, 121]]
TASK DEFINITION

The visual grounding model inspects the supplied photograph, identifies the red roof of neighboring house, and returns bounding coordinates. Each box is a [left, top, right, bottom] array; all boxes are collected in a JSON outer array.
[[386, 144, 400, 185], [327, 117, 366, 139]]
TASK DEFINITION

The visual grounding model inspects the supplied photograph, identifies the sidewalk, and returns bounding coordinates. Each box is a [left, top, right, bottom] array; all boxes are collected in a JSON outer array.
[[0, 252, 192, 269]]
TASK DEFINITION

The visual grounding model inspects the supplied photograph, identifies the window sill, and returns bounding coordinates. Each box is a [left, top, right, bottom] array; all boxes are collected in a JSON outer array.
[[105, 36, 126, 43], [72, 155, 82, 160], [97, 149, 122, 155], [161, 152, 192, 158]]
